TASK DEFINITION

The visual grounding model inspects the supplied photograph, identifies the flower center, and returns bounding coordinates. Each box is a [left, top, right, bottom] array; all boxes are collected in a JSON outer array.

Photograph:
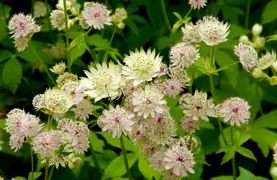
[[177, 155, 184, 163], [196, 106, 201, 110], [157, 116, 164, 123], [136, 130, 141, 135], [232, 107, 239, 113], [19, 22, 25, 29], [179, 52, 185, 57], [114, 117, 120, 124], [93, 11, 100, 18], [146, 99, 151, 104]]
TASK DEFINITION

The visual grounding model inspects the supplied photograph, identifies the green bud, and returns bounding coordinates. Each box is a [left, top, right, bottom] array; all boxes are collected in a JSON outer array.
[[269, 76, 277, 86], [253, 36, 265, 49], [239, 35, 250, 44], [117, 22, 125, 29], [251, 68, 265, 78], [252, 23, 263, 37]]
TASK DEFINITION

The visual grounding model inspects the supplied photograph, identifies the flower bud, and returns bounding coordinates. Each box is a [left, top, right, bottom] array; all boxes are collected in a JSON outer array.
[[239, 35, 250, 44], [270, 167, 277, 178], [252, 23, 262, 37], [251, 68, 265, 79], [117, 22, 125, 29], [253, 36, 265, 49], [269, 76, 277, 86], [272, 61, 277, 72]]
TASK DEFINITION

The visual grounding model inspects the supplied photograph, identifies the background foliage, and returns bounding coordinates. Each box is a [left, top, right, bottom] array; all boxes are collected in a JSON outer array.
[[1, 0, 277, 179]]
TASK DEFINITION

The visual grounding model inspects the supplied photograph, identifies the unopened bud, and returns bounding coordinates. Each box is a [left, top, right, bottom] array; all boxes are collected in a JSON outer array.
[[252, 68, 265, 78], [252, 23, 263, 37], [269, 76, 277, 86], [239, 35, 250, 44], [273, 61, 277, 72], [117, 22, 125, 29], [270, 167, 277, 177]]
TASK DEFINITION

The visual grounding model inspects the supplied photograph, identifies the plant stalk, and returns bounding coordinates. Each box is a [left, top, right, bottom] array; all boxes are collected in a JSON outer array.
[[120, 136, 132, 180], [188, 134, 193, 150], [109, 26, 117, 45], [90, 146, 102, 176], [1, 0, 7, 23], [45, 0, 55, 42], [63, 0, 71, 72], [160, 0, 171, 32], [230, 127, 237, 180], [245, 0, 251, 28], [31, 0, 35, 16], [44, 160, 49, 180], [48, 165, 55, 180], [30, 144, 34, 180]]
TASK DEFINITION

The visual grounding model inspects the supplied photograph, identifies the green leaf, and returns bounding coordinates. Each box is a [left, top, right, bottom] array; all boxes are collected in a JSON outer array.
[[0, 119, 5, 129], [157, 36, 171, 51], [173, 12, 182, 20], [28, 172, 42, 180], [12, 177, 27, 180], [87, 34, 110, 49], [238, 167, 256, 180], [253, 110, 277, 129], [228, 24, 250, 39], [194, 157, 211, 166], [0, 19, 7, 42], [2, 57, 22, 94], [0, 49, 13, 62], [267, 34, 277, 42], [211, 176, 233, 180], [70, 43, 86, 65], [125, 18, 139, 35], [219, 127, 250, 147], [235, 146, 257, 161], [102, 153, 138, 180], [0, 3, 12, 19], [129, 14, 148, 24], [138, 155, 161, 180], [89, 131, 104, 153], [262, 0, 277, 24], [220, 147, 235, 165]]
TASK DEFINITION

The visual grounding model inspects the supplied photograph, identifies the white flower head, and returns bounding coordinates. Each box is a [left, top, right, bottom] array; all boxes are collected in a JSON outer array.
[[148, 149, 166, 171], [170, 42, 200, 68], [81, 2, 112, 30], [14, 36, 30, 52], [164, 79, 183, 97], [179, 90, 216, 121], [50, 10, 71, 31], [128, 122, 147, 143], [188, 0, 207, 9], [218, 97, 251, 126], [34, 1, 48, 18], [181, 23, 201, 43], [164, 141, 195, 177], [258, 51, 276, 70], [169, 68, 191, 88], [180, 116, 200, 134], [197, 16, 229, 46], [50, 62, 67, 75], [56, 72, 78, 88], [8, 13, 41, 38], [79, 16, 90, 29], [33, 94, 46, 110], [98, 105, 135, 138], [58, 119, 90, 153], [44, 88, 74, 114], [122, 48, 162, 86], [80, 62, 122, 101], [234, 43, 258, 72], [133, 84, 166, 119], [71, 99, 93, 120]]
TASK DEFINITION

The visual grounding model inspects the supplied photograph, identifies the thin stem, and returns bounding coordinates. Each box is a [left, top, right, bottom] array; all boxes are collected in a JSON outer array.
[[90, 146, 101, 175], [44, 160, 49, 180], [216, 61, 240, 72], [245, 0, 251, 28], [48, 165, 55, 180], [45, 0, 55, 43], [30, 144, 34, 180], [188, 134, 193, 150], [120, 136, 132, 180], [84, 34, 97, 62], [31, 0, 35, 16], [230, 127, 237, 180], [63, 0, 71, 72], [109, 26, 117, 45], [160, 0, 171, 32], [1, 0, 7, 23], [185, 8, 192, 18]]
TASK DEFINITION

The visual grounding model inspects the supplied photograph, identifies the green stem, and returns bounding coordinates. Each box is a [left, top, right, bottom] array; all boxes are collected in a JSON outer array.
[[30, 144, 34, 180], [45, 0, 55, 43], [1, 0, 7, 23], [44, 160, 49, 180], [160, 0, 171, 32], [230, 127, 237, 180], [188, 134, 193, 150], [31, 0, 35, 16], [109, 26, 117, 45], [48, 165, 55, 180], [120, 136, 132, 180], [216, 61, 240, 72], [185, 8, 192, 18], [90, 146, 101, 175], [245, 0, 251, 28], [63, 0, 71, 72]]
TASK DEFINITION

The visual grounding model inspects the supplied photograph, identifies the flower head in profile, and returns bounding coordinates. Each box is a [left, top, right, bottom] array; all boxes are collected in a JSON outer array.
[[164, 140, 195, 177], [58, 119, 90, 153], [80, 62, 122, 101], [179, 90, 216, 121], [197, 16, 229, 46], [169, 42, 200, 68], [50, 62, 67, 75], [133, 84, 166, 119], [164, 79, 183, 98], [71, 99, 93, 120], [218, 97, 250, 126], [56, 72, 78, 88], [50, 10, 68, 31], [258, 51, 276, 70], [180, 116, 200, 134], [81, 2, 112, 30], [181, 23, 201, 43], [98, 105, 135, 138], [122, 48, 162, 86], [234, 43, 258, 72], [13, 36, 30, 52], [8, 13, 41, 38], [188, 0, 207, 9], [44, 88, 74, 114]]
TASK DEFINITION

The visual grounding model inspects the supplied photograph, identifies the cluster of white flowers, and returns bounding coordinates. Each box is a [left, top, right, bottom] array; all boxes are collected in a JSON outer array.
[[8, 13, 41, 51]]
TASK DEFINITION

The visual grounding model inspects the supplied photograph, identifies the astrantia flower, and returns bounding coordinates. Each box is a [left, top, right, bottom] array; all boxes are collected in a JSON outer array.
[[50, 10, 70, 31], [33, 94, 46, 110], [122, 48, 162, 86], [79, 16, 90, 29], [6, 109, 42, 151], [34, 1, 48, 18], [164, 142, 195, 177], [133, 85, 166, 119], [71, 99, 93, 120], [179, 90, 216, 121], [234, 43, 258, 72], [164, 79, 183, 97], [43, 42, 66, 59], [258, 51, 276, 70], [81, 2, 112, 30], [8, 13, 41, 38], [112, 7, 128, 26], [128, 123, 147, 142], [80, 62, 122, 101], [188, 0, 207, 9], [170, 42, 200, 68], [58, 119, 90, 153], [14, 36, 30, 52], [50, 62, 67, 75], [169, 68, 191, 88], [180, 116, 200, 134], [148, 149, 166, 171], [140, 140, 163, 158], [181, 23, 201, 43], [158, 63, 169, 77], [32, 130, 63, 159], [98, 105, 134, 138], [56, 72, 78, 88], [218, 97, 250, 126], [44, 88, 74, 114], [197, 16, 229, 46]]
